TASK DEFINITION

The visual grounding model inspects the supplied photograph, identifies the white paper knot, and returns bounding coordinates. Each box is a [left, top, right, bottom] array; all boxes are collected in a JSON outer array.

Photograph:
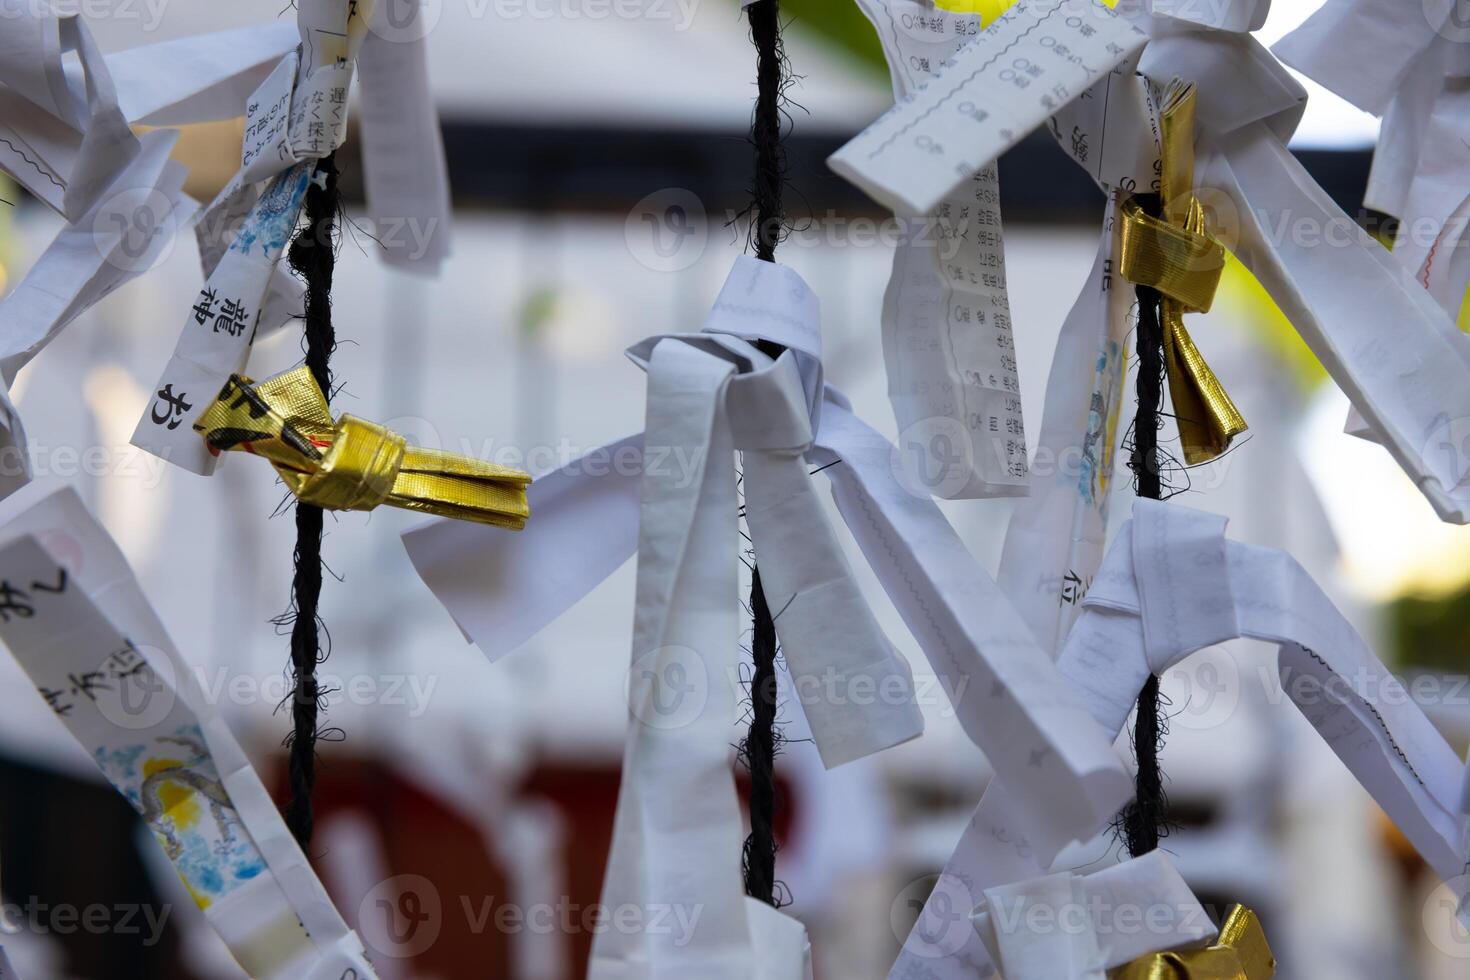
[[971, 851, 1215, 980]]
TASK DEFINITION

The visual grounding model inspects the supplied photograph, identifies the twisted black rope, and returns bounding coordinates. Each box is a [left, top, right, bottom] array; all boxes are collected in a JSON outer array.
[[280, 152, 340, 850], [1118, 193, 1172, 857], [740, 0, 787, 908]]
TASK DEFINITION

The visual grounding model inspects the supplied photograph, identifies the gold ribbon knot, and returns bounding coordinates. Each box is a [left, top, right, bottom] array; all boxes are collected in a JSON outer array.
[[1119, 80, 1246, 465], [1110, 905, 1275, 980], [193, 367, 531, 528]]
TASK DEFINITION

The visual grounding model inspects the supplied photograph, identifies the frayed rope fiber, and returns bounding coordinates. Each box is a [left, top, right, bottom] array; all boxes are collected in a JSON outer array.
[[740, 0, 789, 908], [1118, 192, 1174, 858], [281, 152, 340, 851]]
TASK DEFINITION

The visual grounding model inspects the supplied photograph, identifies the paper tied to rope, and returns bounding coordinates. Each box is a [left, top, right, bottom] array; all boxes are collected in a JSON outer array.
[[194, 367, 531, 528], [404, 257, 1135, 941], [1117, 80, 1245, 466], [0, 9, 299, 498], [1274, 0, 1470, 293], [1110, 905, 1274, 980], [133, 0, 452, 476], [0, 484, 377, 978], [621, 256, 924, 771], [238, 0, 376, 186], [582, 258, 898, 977], [894, 495, 1470, 980], [971, 851, 1215, 980], [1113, 10, 1470, 523]]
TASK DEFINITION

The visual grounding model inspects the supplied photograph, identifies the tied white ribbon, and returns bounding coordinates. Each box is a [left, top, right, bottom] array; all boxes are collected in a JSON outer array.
[[1274, 0, 1470, 444], [403, 256, 1138, 973], [1274, 0, 1470, 308], [0, 8, 288, 497], [894, 496, 1470, 979], [0, 0, 451, 490], [621, 259, 924, 771], [971, 851, 1215, 980], [1132, 2, 1470, 524], [592, 279, 827, 977]]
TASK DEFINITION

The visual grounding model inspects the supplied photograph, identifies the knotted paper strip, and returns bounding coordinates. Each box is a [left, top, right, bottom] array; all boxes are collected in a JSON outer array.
[[403, 258, 1133, 899], [894, 497, 1469, 978], [0, 9, 318, 496], [970, 851, 1215, 980], [589, 330, 816, 978], [1133, 10, 1470, 523]]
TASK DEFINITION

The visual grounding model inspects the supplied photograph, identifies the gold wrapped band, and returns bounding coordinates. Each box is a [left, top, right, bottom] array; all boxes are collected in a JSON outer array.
[[1118, 196, 1224, 313], [1118, 80, 1247, 466], [1110, 905, 1275, 980], [194, 367, 531, 529]]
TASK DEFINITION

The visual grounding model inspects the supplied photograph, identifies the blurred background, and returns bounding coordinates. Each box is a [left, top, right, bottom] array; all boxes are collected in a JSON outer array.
[[1, 0, 1468, 976]]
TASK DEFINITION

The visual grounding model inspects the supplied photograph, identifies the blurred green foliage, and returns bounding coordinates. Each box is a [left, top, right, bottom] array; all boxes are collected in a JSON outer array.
[[780, 0, 888, 78], [1387, 587, 1470, 674]]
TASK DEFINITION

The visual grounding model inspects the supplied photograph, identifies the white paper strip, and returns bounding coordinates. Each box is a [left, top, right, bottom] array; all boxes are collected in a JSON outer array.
[[129, 0, 377, 475], [131, 163, 313, 475], [589, 331, 818, 978], [1201, 124, 1470, 524], [357, 1, 452, 273], [1134, 24, 1470, 524], [0, 484, 375, 979], [853, 0, 1028, 499], [893, 497, 1470, 977], [829, 0, 1148, 215], [971, 851, 1215, 980], [404, 259, 1133, 868], [1047, 62, 1160, 193], [997, 199, 1129, 654]]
